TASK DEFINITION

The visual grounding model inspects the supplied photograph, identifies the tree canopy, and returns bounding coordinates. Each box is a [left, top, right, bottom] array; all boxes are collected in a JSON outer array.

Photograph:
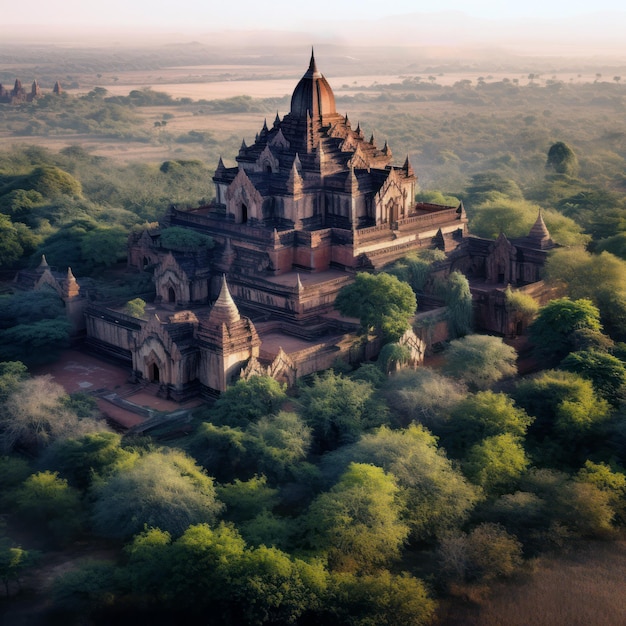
[[306, 462, 409, 572], [443, 334, 517, 390], [334, 272, 416, 342], [529, 297, 602, 364], [91, 449, 223, 539]]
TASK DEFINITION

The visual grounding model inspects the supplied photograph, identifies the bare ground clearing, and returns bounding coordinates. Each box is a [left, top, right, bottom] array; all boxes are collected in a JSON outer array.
[[438, 539, 626, 626]]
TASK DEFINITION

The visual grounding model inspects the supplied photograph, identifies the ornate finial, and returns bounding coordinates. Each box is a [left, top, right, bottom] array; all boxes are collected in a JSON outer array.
[[369, 133, 375, 145], [273, 111, 281, 127], [63, 266, 80, 298], [309, 47, 317, 72], [262, 118, 268, 132], [38, 254, 49, 269], [403, 154, 415, 177], [239, 139, 247, 153]]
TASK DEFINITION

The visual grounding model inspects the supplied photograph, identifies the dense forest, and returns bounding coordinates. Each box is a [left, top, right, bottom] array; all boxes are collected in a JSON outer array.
[[1, 62, 626, 624]]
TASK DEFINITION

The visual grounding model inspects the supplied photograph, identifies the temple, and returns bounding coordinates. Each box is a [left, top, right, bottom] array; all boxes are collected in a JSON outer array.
[[0, 79, 62, 104], [19, 52, 557, 400]]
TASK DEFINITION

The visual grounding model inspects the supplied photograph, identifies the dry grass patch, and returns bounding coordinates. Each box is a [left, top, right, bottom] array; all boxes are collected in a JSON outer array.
[[439, 540, 626, 626]]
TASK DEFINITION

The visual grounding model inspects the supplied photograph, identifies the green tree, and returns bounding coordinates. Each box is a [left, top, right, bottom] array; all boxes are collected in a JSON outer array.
[[15, 471, 84, 542], [439, 523, 523, 583], [217, 475, 279, 524], [0, 290, 71, 365], [521, 469, 614, 538], [388, 249, 445, 293], [298, 370, 377, 451], [595, 232, 626, 260], [167, 522, 247, 609], [211, 376, 287, 427], [247, 411, 312, 480], [306, 463, 409, 572], [465, 172, 524, 205], [514, 369, 611, 441], [326, 570, 435, 626], [0, 361, 28, 403], [334, 272, 416, 342], [464, 433, 529, 494], [442, 271, 473, 337], [560, 350, 626, 405], [505, 285, 539, 329], [124, 297, 146, 319], [91, 450, 223, 539], [228, 545, 327, 625], [0, 214, 26, 268], [443, 334, 517, 390], [577, 461, 626, 525], [546, 141, 579, 176], [159, 226, 214, 250], [0, 455, 31, 507], [80, 226, 127, 267], [529, 297, 602, 365], [544, 249, 626, 341], [377, 342, 412, 374], [382, 367, 465, 429], [42, 431, 138, 491], [0, 318, 71, 365], [469, 198, 586, 245], [446, 391, 533, 453], [185, 421, 254, 482], [321, 425, 478, 541], [27, 165, 83, 197], [0, 539, 38, 596], [122, 526, 172, 603], [51, 560, 118, 612]]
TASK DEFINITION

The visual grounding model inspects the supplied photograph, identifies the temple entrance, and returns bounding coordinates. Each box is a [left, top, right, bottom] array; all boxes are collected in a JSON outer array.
[[390, 201, 399, 224], [150, 363, 160, 383], [168, 287, 176, 303], [241, 203, 248, 224]]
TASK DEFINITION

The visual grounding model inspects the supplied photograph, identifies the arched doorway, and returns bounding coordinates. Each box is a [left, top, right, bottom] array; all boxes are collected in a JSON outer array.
[[143, 256, 149, 269], [150, 363, 160, 383], [168, 286, 176, 303], [241, 203, 248, 224]]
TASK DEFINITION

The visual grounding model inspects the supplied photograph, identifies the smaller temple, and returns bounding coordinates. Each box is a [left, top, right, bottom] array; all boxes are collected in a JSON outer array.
[[438, 211, 560, 336], [0, 79, 62, 104], [13, 255, 87, 334]]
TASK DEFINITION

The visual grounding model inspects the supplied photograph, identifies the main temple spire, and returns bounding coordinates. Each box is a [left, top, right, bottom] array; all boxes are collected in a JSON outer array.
[[309, 47, 317, 73]]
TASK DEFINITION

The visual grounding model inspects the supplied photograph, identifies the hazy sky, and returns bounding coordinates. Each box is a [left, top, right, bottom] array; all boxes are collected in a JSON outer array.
[[5, 0, 626, 32]]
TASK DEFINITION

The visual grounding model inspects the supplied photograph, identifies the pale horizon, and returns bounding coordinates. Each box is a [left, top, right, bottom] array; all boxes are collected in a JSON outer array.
[[2, 2, 626, 56]]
